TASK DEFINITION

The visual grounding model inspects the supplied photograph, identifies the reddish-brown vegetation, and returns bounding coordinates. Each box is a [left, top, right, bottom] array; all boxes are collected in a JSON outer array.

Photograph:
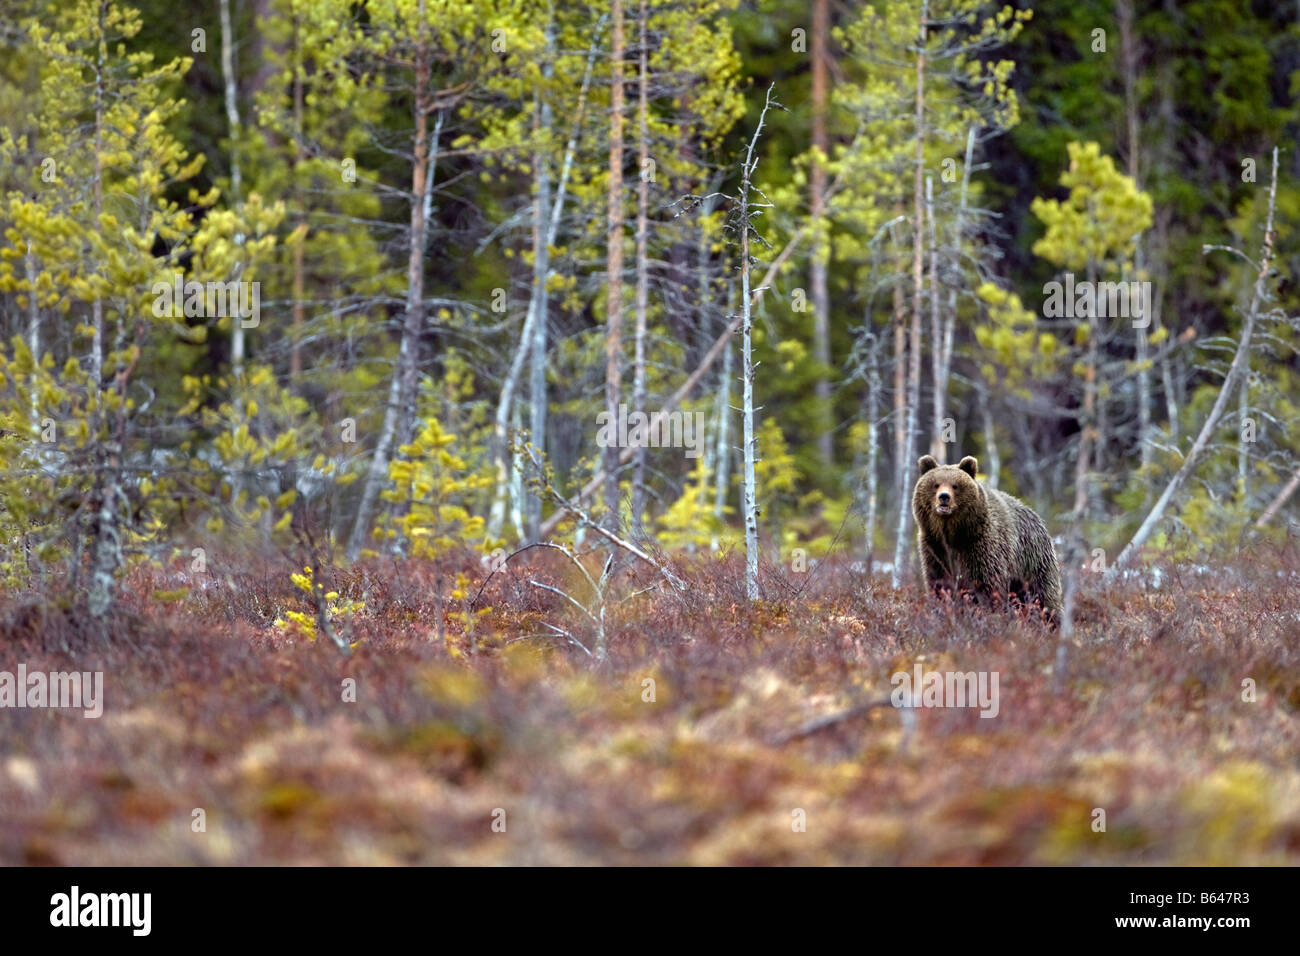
[[2, 544, 1298, 865]]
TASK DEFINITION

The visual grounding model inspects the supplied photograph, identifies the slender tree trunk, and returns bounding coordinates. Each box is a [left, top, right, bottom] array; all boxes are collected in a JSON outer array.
[[24, 245, 40, 422], [892, 280, 905, 510], [926, 175, 943, 458], [604, 0, 626, 529], [630, 0, 650, 528], [397, 83, 430, 452], [810, 0, 832, 466], [739, 87, 779, 601], [936, 127, 974, 458], [509, 402, 525, 537], [527, 56, 552, 539], [891, 2, 927, 590], [1137, 303, 1151, 471], [487, 298, 537, 542], [1055, 261, 1103, 685], [85, 5, 113, 618], [290, 16, 305, 384], [978, 382, 1000, 490], [220, 0, 247, 375], [89, 229, 141, 622], [712, 272, 733, 549], [1238, 371, 1250, 494], [347, 14, 432, 560], [1117, 0, 1140, 185], [863, 328, 880, 570], [219, 0, 241, 199], [1060, 300, 1099, 631], [740, 178, 758, 601], [91, 15, 104, 386], [1120, 0, 1147, 475], [712, 337, 732, 548], [1155, 36, 1180, 452], [247, 0, 277, 100], [1159, 275, 1179, 449], [521, 13, 556, 541], [1120, 2, 1152, 478]]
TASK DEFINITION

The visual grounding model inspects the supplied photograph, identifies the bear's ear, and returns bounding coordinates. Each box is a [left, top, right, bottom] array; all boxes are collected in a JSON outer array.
[[917, 455, 939, 476], [958, 456, 979, 479]]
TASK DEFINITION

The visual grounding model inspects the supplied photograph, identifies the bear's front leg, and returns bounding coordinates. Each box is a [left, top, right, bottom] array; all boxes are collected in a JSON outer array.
[[919, 543, 957, 601]]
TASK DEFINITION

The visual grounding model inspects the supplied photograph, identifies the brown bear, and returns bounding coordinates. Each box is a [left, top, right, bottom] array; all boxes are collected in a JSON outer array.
[[912, 455, 1062, 624]]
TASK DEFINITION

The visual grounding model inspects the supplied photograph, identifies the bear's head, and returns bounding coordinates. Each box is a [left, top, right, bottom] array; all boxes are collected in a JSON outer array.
[[913, 455, 985, 536]]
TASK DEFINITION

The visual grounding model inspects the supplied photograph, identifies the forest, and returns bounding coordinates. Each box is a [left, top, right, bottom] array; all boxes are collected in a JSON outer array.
[[0, 0, 1298, 867]]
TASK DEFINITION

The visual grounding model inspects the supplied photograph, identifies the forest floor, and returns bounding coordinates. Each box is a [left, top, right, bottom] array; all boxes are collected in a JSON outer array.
[[1, 542, 1298, 865]]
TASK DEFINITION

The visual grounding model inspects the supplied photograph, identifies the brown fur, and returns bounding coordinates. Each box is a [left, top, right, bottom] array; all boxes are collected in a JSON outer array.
[[912, 455, 1062, 624]]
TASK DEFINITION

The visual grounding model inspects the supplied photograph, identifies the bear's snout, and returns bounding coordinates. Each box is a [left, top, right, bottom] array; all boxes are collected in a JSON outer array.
[[935, 487, 953, 514]]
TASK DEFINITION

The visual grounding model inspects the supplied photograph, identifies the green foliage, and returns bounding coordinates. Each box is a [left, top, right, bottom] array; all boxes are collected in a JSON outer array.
[[1030, 142, 1153, 272], [379, 416, 491, 560], [273, 564, 364, 641], [974, 283, 1061, 392], [657, 456, 730, 553]]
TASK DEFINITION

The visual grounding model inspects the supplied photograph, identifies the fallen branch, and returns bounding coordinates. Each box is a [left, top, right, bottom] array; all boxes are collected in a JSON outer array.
[[769, 695, 913, 746]]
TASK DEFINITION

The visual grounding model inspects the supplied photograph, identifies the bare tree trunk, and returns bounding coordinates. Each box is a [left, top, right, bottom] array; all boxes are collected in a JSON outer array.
[[219, 0, 241, 198], [926, 175, 942, 458], [527, 49, 552, 539], [290, 16, 305, 384], [487, 296, 536, 542], [604, 0, 626, 529], [934, 127, 974, 459], [810, 0, 832, 467], [1137, 305, 1151, 470], [1117, 0, 1140, 184], [220, 0, 247, 375], [630, 0, 650, 528], [509, 402, 525, 538], [863, 328, 881, 569], [396, 83, 430, 453], [892, 224, 906, 513], [978, 381, 1000, 490], [1160, 353, 1178, 444], [1238, 371, 1250, 495], [1110, 148, 1279, 575], [1120, 0, 1149, 474], [712, 281, 733, 549], [1057, 282, 1100, 677], [737, 86, 779, 601], [741, 222, 758, 600], [91, 13, 104, 385], [1112, 0, 1147, 483], [89, 275, 138, 622], [85, 5, 112, 618], [347, 11, 433, 560], [24, 245, 40, 422], [520, 12, 560, 541], [891, 2, 927, 591]]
